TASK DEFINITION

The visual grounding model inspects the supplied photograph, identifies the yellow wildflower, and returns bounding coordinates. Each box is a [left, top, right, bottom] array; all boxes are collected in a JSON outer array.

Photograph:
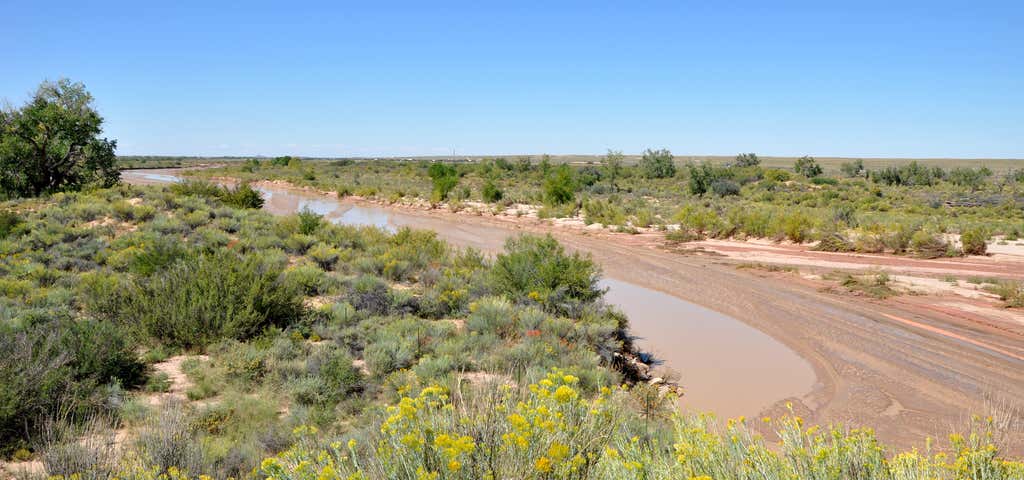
[[535, 456, 553, 473]]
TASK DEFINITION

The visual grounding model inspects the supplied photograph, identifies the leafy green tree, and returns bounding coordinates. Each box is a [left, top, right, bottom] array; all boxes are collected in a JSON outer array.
[[734, 152, 760, 167], [602, 149, 625, 188], [639, 148, 676, 179], [544, 164, 576, 205], [427, 162, 459, 201], [794, 155, 823, 177], [0, 79, 118, 197]]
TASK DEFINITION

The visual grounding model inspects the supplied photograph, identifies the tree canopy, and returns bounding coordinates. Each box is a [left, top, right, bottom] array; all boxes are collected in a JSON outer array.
[[638, 148, 676, 179], [0, 79, 119, 197]]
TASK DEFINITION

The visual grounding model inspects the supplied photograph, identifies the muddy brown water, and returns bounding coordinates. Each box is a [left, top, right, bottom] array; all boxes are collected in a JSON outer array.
[[124, 169, 815, 418]]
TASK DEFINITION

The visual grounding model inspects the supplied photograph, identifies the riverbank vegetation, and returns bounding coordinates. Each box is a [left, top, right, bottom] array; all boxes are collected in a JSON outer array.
[[183, 152, 1024, 259], [2, 183, 1022, 479], [0, 182, 638, 476]]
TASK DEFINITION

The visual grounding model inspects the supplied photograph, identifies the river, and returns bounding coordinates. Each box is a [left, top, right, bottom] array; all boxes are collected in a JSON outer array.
[[123, 169, 816, 419]]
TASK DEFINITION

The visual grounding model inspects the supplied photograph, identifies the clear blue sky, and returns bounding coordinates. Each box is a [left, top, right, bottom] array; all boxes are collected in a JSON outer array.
[[3, 1, 1022, 158]]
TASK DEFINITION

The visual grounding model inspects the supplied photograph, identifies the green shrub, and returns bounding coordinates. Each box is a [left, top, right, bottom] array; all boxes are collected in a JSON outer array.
[[170, 179, 222, 198], [840, 159, 865, 177], [467, 296, 517, 338], [763, 169, 791, 182], [583, 198, 625, 226], [814, 232, 853, 252], [960, 227, 989, 256], [490, 235, 603, 313], [144, 371, 172, 392], [220, 183, 265, 209], [909, 231, 949, 259], [794, 155, 823, 177], [780, 212, 814, 243], [544, 165, 577, 205], [128, 236, 187, 275], [0, 209, 23, 237], [733, 152, 759, 167], [710, 179, 740, 196], [364, 339, 415, 377], [316, 348, 364, 401], [686, 162, 725, 195], [986, 280, 1024, 308], [427, 163, 459, 202], [639, 148, 676, 179], [482, 180, 503, 203], [116, 252, 304, 349], [307, 244, 341, 270], [0, 317, 144, 456], [297, 208, 323, 235], [348, 275, 392, 315]]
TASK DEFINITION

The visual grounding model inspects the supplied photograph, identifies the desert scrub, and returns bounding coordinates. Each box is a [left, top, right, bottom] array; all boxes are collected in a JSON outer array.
[[261, 368, 1024, 480], [960, 226, 990, 256]]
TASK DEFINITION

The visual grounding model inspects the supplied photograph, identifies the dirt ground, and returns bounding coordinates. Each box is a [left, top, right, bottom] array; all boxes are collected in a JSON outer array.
[[123, 169, 1024, 453]]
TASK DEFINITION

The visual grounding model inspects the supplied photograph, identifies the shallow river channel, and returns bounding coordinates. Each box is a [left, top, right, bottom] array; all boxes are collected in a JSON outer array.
[[124, 169, 816, 419]]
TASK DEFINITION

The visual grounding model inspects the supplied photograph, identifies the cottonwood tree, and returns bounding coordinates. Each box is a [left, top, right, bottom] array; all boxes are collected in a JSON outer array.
[[0, 79, 118, 197]]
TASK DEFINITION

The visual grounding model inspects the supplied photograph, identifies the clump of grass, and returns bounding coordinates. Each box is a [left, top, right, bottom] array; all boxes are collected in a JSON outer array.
[[736, 263, 796, 273], [814, 232, 854, 252], [835, 271, 897, 299], [144, 371, 172, 393], [986, 280, 1024, 308]]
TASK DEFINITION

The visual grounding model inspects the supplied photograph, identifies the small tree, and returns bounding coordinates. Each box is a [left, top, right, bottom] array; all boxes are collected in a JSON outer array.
[[538, 154, 553, 176], [840, 159, 865, 178], [794, 155, 823, 178], [602, 149, 625, 189], [734, 152, 760, 167], [427, 162, 459, 201], [0, 79, 118, 197], [639, 148, 676, 179], [687, 162, 724, 196]]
